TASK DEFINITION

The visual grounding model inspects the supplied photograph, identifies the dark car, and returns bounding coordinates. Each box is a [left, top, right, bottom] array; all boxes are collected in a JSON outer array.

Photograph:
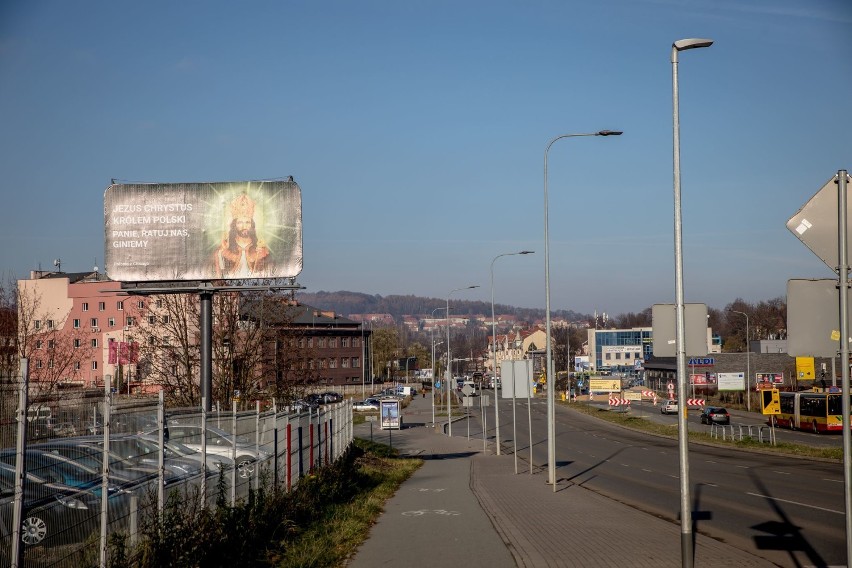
[[700, 407, 731, 425], [0, 462, 104, 548]]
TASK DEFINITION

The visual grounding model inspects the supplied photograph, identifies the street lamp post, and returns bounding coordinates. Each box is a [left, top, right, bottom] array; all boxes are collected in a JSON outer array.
[[544, 129, 622, 490], [431, 306, 447, 423], [447, 285, 479, 437], [672, 37, 713, 568], [491, 251, 534, 455], [729, 309, 750, 411]]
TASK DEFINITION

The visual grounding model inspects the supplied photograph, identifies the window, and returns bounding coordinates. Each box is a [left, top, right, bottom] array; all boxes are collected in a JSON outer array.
[[353, 338, 360, 348], [117, 301, 124, 311], [148, 337, 156, 345], [320, 359, 327, 369], [352, 357, 360, 368], [341, 357, 349, 368], [108, 318, 115, 327], [329, 338, 338, 348], [73, 339, 81, 348], [298, 338, 305, 348], [92, 361, 98, 370], [162, 336, 170, 346], [34, 321, 41, 330], [47, 359, 54, 369], [319, 338, 327, 348], [126, 317, 135, 327], [98, 302, 105, 311], [137, 300, 144, 309], [90, 318, 98, 328], [91, 339, 98, 348], [46, 320, 54, 329], [36, 360, 43, 369], [47, 340, 55, 350], [148, 316, 156, 325], [35, 340, 43, 349], [74, 362, 80, 370], [605, 353, 611, 360], [329, 358, 337, 369], [156, 299, 163, 309], [162, 315, 170, 324], [82, 302, 89, 312], [307, 338, 313, 348], [73, 319, 80, 329], [341, 337, 349, 348]]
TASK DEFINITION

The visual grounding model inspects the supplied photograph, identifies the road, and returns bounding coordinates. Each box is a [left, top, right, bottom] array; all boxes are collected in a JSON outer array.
[[454, 393, 846, 568]]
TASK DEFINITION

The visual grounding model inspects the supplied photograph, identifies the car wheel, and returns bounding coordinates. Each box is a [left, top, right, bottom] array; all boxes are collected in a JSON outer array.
[[21, 513, 48, 546], [236, 456, 255, 479]]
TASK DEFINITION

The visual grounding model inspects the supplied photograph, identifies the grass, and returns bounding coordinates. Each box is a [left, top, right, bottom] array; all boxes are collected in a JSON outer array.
[[563, 400, 843, 461], [269, 438, 421, 568]]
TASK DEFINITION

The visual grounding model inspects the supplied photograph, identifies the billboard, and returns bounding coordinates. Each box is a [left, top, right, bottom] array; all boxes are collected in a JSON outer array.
[[717, 372, 745, 391], [105, 180, 302, 282], [755, 372, 784, 388]]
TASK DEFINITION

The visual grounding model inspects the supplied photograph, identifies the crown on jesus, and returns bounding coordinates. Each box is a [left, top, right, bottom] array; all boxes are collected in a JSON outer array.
[[229, 193, 255, 219]]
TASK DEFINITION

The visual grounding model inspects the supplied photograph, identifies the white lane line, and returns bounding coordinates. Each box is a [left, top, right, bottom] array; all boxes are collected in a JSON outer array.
[[746, 492, 843, 515], [621, 463, 630, 467], [706, 460, 717, 464], [773, 471, 791, 475], [642, 469, 653, 473], [823, 478, 843, 484], [736, 465, 749, 469]]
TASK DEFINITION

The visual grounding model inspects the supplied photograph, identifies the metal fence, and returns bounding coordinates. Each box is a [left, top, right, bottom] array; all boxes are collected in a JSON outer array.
[[0, 385, 353, 568]]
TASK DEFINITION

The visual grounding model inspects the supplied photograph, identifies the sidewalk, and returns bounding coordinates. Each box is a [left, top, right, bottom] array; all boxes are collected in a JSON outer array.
[[348, 394, 776, 568]]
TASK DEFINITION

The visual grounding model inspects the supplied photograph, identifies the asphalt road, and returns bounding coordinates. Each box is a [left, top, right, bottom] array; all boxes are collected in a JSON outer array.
[[454, 393, 846, 568]]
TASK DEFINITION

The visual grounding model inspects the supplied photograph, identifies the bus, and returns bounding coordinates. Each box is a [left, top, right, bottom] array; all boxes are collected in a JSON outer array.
[[774, 391, 848, 433]]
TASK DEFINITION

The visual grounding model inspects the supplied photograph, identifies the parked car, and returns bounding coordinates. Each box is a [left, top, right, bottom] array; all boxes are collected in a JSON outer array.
[[0, 462, 104, 548], [148, 424, 269, 479], [320, 392, 342, 403], [700, 407, 731, 425], [352, 399, 380, 411], [138, 433, 234, 472], [660, 400, 679, 415], [82, 435, 203, 479]]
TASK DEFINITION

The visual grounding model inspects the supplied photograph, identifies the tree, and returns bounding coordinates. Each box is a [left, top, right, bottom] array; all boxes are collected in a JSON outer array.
[[371, 327, 399, 381]]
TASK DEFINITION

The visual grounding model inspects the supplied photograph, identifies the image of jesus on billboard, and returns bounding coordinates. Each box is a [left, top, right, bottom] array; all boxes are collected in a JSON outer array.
[[105, 180, 302, 282]]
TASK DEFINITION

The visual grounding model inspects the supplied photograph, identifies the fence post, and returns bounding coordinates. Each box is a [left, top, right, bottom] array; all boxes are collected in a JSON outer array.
[[10, 358, 29, 568], [273, 427, 279, 493], [286, 421, 292, 492], [158, 390, 165, 514], [129, 494, 139, 548], [100, 375, 112, 568], [231, 400, 237, 507], [255, 401, 260, 493], [298, 424, 304, 480]]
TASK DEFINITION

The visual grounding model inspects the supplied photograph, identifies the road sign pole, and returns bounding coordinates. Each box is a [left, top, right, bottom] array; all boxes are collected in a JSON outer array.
[[837, 170, 852, 567]]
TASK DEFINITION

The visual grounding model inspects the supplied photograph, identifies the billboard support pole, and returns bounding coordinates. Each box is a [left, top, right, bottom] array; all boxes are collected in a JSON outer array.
[[200, 288, 213, 412]]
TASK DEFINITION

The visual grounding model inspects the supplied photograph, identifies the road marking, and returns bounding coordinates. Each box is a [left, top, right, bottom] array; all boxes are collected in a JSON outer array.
[[621, 463, 630, 467], [642, 468, 653, 473], [706, 460, 717, 464], [704, 483, 718, 487], [746, 492, 843, 514], [823, 478, 843, 484], [773, 471, 791, 475], [735, 465, 749, 469]]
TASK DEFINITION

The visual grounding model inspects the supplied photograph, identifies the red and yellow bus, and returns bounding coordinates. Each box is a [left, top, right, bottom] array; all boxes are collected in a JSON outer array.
[[774, 391, 848, 433]]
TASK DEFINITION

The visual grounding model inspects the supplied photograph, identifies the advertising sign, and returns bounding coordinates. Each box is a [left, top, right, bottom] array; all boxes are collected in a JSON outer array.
[[717, 372, 745, 391], [380, 399, 401, 430], [589, 379, 620, 392], [105, 180, 303, 282], [755, 372, 784, 388], [689, 373, 717, 385]]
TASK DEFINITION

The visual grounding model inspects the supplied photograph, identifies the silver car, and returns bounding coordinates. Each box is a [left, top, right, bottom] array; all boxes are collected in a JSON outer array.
[[154, 424, 268, 479]]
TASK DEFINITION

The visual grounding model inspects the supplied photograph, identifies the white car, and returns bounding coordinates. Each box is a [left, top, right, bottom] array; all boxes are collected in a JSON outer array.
[[660, 400, 679, 415], [353, 398, 380, 411]]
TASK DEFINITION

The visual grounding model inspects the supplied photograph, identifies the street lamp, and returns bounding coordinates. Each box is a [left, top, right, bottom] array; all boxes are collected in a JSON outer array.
[[430, 306, 447, 424], [672, 36, 713, 568], [728, 309, 750, 411], [447, 285, 479, 437], [491, 251, 534, 455], [544, 129, 622, 490]]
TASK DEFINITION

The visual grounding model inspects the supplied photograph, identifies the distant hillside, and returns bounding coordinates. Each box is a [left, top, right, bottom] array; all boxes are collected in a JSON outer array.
[[295, 290, 590, 324]]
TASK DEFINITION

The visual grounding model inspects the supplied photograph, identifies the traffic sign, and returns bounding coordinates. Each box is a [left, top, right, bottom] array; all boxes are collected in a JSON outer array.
[[786, 174, 852, 270], [641, 390, 655, 398], [435, 381, 441, 389], [760, 389, 780, 415], [651, 303, 709, 357], [462, 383, 475, 396], [686, 398, 705, 407]]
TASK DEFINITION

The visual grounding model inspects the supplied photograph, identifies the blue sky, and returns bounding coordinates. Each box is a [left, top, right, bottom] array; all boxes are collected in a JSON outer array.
[[1, 1, 850, 315]]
